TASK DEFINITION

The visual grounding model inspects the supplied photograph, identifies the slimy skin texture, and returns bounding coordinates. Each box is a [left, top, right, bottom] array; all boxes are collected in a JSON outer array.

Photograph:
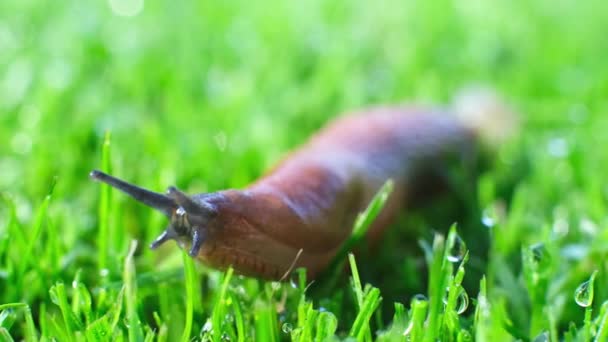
[[90, 105, 478, 280]]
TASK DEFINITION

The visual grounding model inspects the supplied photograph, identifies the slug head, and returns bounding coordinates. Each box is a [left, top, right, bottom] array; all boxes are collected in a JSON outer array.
[[89, 170, 216, 257]]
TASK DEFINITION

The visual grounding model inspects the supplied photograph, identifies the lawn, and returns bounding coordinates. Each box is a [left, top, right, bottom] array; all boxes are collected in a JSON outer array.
[[1, 0, 608, 340]]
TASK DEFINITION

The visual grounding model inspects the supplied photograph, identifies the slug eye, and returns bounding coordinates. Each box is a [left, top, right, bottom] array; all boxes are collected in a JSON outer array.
[[173, 206, 190, 233]]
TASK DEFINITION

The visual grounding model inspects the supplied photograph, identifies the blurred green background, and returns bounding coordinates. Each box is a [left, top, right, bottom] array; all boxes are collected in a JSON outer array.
[[2, 0, 608, 340]]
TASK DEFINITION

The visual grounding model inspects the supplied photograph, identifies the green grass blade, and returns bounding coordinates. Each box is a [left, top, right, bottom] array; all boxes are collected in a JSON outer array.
[[97, 131, 112, 274], [230, 293, 246, 342], [349, 253, 364, 308], [315, 311, 338, 341], [49, 283, 82, 340], [123, 240, 143, 341], [211, 267, 234, 341], [424, 232, 449, 342], [0, 328, 14, 342], [18, 190, 53, 285], [254, 301, 278, 342], [320, 179, 394, 289], [408, 295, 429, 341], [348, 287, 382, 340], [180, 251, 196, 342]]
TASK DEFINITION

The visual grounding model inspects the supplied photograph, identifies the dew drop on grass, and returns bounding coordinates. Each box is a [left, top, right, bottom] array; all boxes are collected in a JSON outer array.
[[481, 209, 495, 228], [530, 243, 551, 269], [403, 321, 413, 337], [202, 320, 213, 333], [282, 322, 293, 334], [412, 294, 427, 303], [270, 281, 281, 292], [221, 333, 231, 341], [224, 314, 234, 324], [458, 329, 472, 341], [457, 292, 470, 314], [442, 286, 469, 314], [447, 234, 466, 263], [289, 274, 298, 290], [532, 331, 549, 342], [574, 279, 594, 307]]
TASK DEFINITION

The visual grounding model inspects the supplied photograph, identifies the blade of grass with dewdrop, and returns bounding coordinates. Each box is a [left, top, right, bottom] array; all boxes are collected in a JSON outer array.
[[0, 303, 37, 341], [315, 311, 338, 340], [409, 296, 429, 341], [423, 231, 449, 341], [580, 270, 598, 342], [211, 267, 234, 341]]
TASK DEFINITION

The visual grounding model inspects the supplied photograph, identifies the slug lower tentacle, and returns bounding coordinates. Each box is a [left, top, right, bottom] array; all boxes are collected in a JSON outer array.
[[90, 89, 516, 280]]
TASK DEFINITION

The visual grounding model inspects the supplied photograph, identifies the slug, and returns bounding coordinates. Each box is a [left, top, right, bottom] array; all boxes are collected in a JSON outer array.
[[90, 88, 516, 280]]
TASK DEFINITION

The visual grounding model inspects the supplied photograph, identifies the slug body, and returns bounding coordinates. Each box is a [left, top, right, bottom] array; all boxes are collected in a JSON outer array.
[[91, 94, 513, 280]]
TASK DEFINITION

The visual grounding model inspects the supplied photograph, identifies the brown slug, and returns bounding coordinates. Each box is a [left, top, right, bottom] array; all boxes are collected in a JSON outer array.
[[90, 88, 516, 280]]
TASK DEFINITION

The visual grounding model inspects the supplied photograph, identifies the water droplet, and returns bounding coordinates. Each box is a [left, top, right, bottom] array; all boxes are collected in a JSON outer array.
[[442, 286, 469, 314], [99, 268, 110, 277], [289, 273, 299, 290], [411, 294, 427, 303], [224, 314, 234, 324], [202, 320, 213, 333], [481, 208, 495, 228], [221, 333, 231, 341], [270, 281, 281, 292], [458, 329, 472, 341], [403, 321, 413, 336], [533, 331, 549, 342], [574, 273, 597, 308], [455, 290, 469, 314], [282, 323, 293, 334], [530, 243, 551, 267], [447, 235, 466, 263], [235, 285, 246, 295]]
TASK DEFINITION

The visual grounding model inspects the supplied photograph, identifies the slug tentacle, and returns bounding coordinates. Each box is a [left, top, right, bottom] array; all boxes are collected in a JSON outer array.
[[150, 227, 178, 249], [167, 187, 200, 211], [89, 170, 176, 216], [189, 228, 205, 257]]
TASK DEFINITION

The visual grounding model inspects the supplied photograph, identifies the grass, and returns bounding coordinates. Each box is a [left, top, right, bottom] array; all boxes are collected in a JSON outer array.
[[2, 0, 608, 340]]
